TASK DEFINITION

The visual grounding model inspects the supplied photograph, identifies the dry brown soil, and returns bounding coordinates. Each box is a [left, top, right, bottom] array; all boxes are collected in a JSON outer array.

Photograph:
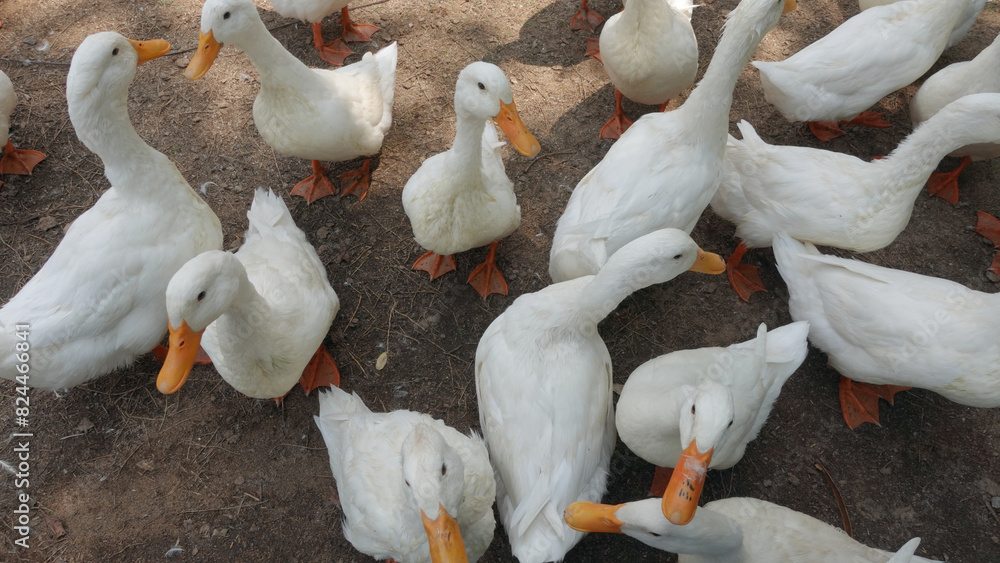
[[1, 0, 999, 561]]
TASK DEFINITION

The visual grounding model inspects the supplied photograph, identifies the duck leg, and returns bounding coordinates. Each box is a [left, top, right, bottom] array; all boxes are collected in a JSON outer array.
[[975, 211, 1000, 278], [413, 251, 457, 280], [338, 7, 379, 43], [726, 241, 766, 302], [648, 465, 674, 497], [311, 22, 354, 67], [0, 139, 46, 175], [338, 157, 372, 201], [291, 160, 336, 204], [468, 241, 509, 298], [926, 156, 971, 205], [806, 121, 847, 142], [570, 0, 605, 31], [585, 37, 601, 61], [599, 89, 633, 140], [658, 100, 671, 112], [838, 375, 909, 429], [299, 345, 341, 395], [842, 111, 891, 129]]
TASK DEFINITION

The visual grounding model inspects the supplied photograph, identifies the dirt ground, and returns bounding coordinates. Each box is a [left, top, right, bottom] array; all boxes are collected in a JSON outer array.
[[1, 0, 999, 560]]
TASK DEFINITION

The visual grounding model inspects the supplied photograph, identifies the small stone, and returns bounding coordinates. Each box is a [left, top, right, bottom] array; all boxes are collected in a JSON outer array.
[[991, 496, 1000, 510], [787, 473, 799, 486], [35, 216, 59, 231], [74, 417, 94, 433], [212, 527, 228, 537], [762, 479, 772, 487], [135, 459, 155, 472], [199, 523, 211, 537], [175, 56, 190, 68], [880, 466, 892, 475], [988, 269, 1000, 283], [316, 226, 329, 239], [234, 476, 245, 485], [23, 38, 37, 46]]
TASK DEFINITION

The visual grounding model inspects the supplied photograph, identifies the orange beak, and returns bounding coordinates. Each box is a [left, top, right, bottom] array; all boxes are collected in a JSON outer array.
[[661, 440, 714, 525], [185, 30, 222, 80], [421, 504, 468, 563], [493, 99, 541, 157], [156, 320, 205, 394], [783, 0, 797, 14], [127, 39, 171, 66], [563, 501, 625, 534], [689, 248, 726, 275]]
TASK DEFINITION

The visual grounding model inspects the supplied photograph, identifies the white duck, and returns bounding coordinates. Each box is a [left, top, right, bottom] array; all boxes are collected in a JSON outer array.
[[156, 189, 339, 401], [0, 33, 223, 390], [548, 0, 796, 283], [593, 0, 698, 139], [187, 0, 396, 203], [859, 0, 987, 48], [402, 62, 540, 299], [773, 232, 1000, 429], [564, 497, 938, 562], [315, 385, 496, 563], [710, 93, 1000, 301], [269, 0, 378, 66], [0, 69, 46, 184], [476, 228, 725, 563], [909, 32, 1000, 204], [616, 322, 808, 525], [753, 0, 967, 141]]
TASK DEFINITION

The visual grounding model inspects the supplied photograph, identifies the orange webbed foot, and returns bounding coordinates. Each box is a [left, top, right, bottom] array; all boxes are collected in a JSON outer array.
[[926, 156, 971, 205], [807, 121, 846, 142], [648, 465, 674, 498], [0, 140, 46, 175], [338, 7, 378, 43], [468, 241, 508, 298], [843, 111, 891, 129], [339, 158, 372, 201], [570, 0, 605, 31], [291, 160, 336, 203], [585, 37, 601, 61], [413, 251, 457, 280], [311, 23, 353, 66], [726, 241, 766, 302], [976, 211, 1000, 247], [599, 89, 632, 140], [299, 345, 341, 396], [838, 376, 909, 429]]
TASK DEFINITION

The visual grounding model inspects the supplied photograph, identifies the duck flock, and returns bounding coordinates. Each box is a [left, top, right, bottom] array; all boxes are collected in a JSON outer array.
[[1, 0, 999, 561]]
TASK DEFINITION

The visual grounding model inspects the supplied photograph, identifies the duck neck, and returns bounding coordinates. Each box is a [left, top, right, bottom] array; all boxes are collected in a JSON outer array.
[[450, 112, 489, 187], [669, 507, 744, 562], [68, 88, 167, 191], [882, 108, 992, 190], [235, 19, 317, 91], [682, 8, 770, 144], [575, 266, 647, 325], [214, 273, 275, 369]]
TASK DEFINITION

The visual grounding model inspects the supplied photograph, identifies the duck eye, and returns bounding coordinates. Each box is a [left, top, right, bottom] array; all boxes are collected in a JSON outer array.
[[673, 253, 682, 259], [728, 419, 734, 428], [648, 532, 661, 537], [691, 404, 696, 415], [112, 48, 119, 56], [223, 11, 231, 19], [441, 463, 447, 476], [197, 291, 206, 302], [404, 480, 410, 488], [477, 82, 485, 90]]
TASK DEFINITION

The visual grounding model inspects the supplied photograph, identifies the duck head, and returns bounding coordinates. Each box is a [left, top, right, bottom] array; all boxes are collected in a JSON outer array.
[[186, 0, 260, 80], [455, 62, 540, 157]]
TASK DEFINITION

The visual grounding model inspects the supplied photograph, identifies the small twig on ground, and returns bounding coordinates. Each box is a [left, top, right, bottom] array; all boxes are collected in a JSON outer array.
[[814, 459, 851, 537]]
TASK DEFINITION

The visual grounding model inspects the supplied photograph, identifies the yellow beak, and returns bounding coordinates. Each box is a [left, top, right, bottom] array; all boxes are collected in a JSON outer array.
[[156, 320, 205, 394], [185, 30, 222, 80], [127, 39, 171, 66], [493, 99, 541, 157], [689, 248, 726, 275], [783, 0, 797, 14], [563, 501, 625, 534], [662, 439, 714, 525], [422, 504, 468, 563]]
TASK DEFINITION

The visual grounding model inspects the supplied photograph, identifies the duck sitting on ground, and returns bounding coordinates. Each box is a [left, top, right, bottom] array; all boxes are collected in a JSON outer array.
[[186, 0, 396, 203], [156, 189, 340, 403], [402, 62, 540, 298], [0, 33, 222, 390]]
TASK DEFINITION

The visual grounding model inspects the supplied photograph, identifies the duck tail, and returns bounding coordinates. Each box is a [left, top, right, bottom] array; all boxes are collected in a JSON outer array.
[[245, 188, 297, 240], [761, 321, 809, 391], [314, 386, 370, 466], [374, 42, 398, 132]]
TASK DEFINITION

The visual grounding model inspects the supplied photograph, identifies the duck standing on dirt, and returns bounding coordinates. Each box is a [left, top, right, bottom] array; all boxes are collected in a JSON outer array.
[[315, 385, 496, 562], [615, 322, 808, 525], [548, 0, 796, 283], [0, 69, 46, 185], [753, 0, 967, 141], [476, 228, 725, 562], [156, 189, 340, 402], [0, 32, 223, 389], [186, 0, 397, 203], [269, 0, 379, 66], [711, 93, 1000, 301], [402, 62, 540, 299], [773, 232, 1000, 429]]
